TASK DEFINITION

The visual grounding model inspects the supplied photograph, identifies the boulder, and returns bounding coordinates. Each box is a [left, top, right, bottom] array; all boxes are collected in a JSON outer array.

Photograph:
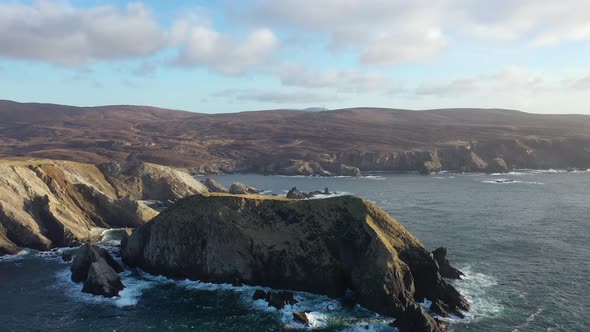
[[202, 178, 228, 193], [120, 228, 133, 251], [61, 252, 73, 262], [390, 304, 446, 332], [430, 299, 465, 319], [123, 194, 468, 331], [432, 247, 464, 280], [293, 312, 310, 326], [71, 243, 123, 282], [81, 261, 125, 297], [229, 182, 261, 195], [252, 290, 297, 309]]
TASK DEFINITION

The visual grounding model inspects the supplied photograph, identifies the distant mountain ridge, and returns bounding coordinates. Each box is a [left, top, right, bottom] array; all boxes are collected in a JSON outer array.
[[1, 99, 590, 175]]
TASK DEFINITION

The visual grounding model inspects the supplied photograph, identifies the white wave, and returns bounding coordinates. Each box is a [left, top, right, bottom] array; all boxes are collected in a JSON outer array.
[[133, 274, 399, 330], [481, 179, 543, 185], [362, 175, 386, 180], [54, 268, 158, 308], [0, 246, 82, 263], [99, 228, 131, 247], [448, 266, 503, 322], [308, 192, 352, 199], [511, 307, 544, 332], [0, 249, 30, 262]]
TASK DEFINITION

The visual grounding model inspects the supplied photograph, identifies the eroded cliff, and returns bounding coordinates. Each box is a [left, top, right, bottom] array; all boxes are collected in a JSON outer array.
[[0, 159, 208, 254]]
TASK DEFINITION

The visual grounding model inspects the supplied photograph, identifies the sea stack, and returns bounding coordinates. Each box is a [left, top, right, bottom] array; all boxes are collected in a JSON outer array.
[[123, 193, 469, 331]]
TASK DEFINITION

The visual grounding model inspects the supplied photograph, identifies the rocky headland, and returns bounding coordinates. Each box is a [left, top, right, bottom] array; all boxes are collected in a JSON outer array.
[[123, 193, 469, 331], [0, 159, 208, 255]]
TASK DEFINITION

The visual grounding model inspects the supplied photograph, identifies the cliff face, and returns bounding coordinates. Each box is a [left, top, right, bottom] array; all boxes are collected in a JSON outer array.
[[123, 194, 468, 331], [0, 160, 208, 255]]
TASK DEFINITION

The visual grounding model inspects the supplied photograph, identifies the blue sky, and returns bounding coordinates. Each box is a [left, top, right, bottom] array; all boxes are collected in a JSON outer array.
[[0, 0, 589, 113]]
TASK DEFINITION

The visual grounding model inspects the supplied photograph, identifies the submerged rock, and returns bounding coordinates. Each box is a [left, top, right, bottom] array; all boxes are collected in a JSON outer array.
[[202, 178, 228, 193], [432, 247, 464, 280], [123, 194, 469, 331], [229, 182, 261, 195]]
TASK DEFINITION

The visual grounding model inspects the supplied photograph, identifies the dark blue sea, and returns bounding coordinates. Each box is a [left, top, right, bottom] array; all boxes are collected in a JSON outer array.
[[1, 170, 588, 331]]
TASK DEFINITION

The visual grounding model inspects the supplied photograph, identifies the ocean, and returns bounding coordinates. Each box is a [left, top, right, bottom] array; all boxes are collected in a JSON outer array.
[[1, 171, 588, 331]]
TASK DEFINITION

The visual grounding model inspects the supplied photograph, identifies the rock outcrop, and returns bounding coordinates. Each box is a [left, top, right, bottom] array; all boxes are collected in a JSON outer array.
[[252, 290, 298, 310], [229, 182, 261, 195], [202, 178, 228, 193], [0, 159, 208, 255], [123, 194, 468, 331], [485, 157, 509, 173], [71, 244, 124, 297], [286, 187, 332, 199], [286, 187, 307, 199], [432, 247, 464, 280]]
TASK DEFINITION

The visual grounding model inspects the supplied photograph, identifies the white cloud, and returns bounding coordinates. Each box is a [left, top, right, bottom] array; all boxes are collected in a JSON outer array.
[[561, 73, 590, 90], [453, 0, 590, 46], [415, 67, 550, 97], [0, 1, 166, 66], [245, 0, 590, 66], [171, 14, 279, 75], [274, 64, 388, 92], [245, 0, 449, 65], [0, 2, 279, 75]]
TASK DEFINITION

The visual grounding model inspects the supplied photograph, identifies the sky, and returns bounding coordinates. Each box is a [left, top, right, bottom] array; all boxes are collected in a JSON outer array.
[[0, 0, 589, 114]]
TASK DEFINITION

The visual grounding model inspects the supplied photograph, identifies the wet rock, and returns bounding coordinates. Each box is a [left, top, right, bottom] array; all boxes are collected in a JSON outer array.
[[71, 243, 123, 283], [81, 261, 125, 297], [293, 312, 310, 326], [430, 300, 450, 317], [252, 290, 297, 310], [61, 252, 72, 262], [389, 304, 445, 332], [432, 247, 464, 280], [120, 228, 133, 251]]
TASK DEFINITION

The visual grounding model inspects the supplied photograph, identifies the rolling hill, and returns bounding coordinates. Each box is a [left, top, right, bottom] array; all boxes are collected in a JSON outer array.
[[1, 100, 590, 175]]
